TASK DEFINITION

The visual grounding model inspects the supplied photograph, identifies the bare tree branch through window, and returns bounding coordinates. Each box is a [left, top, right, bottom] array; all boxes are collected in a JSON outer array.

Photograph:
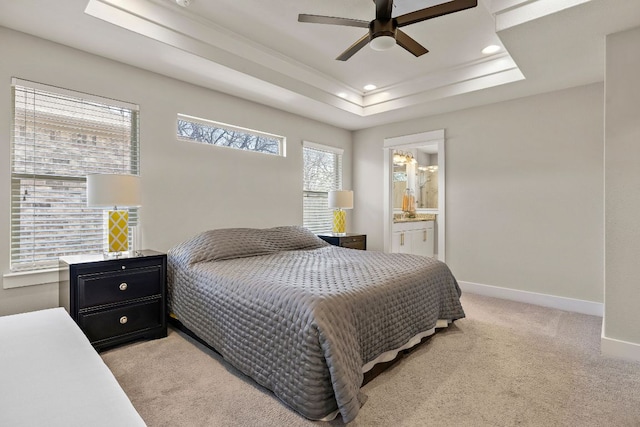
[[177, 115, 283, 156]]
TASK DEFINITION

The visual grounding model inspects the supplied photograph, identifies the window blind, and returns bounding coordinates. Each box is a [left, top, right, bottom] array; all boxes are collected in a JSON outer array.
[[10, 79, 139, 272], [302, 142, 343, 234]]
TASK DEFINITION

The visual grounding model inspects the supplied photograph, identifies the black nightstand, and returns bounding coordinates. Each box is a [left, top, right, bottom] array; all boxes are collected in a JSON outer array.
[[59, 250, 167, 351], [318, 233, 367, 250]]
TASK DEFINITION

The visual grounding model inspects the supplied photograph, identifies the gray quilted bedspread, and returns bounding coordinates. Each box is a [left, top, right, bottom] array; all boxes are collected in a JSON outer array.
[[167, 226, 465, 423]]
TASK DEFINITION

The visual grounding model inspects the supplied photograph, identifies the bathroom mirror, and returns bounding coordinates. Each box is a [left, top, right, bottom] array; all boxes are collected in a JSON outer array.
[[392, 153, 439, 210]]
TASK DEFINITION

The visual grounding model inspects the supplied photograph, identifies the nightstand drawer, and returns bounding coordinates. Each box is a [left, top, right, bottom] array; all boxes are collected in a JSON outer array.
[[318, 233, 367, 250], [341, 236, 365, 249], [78, 299, 163, 343], [341, 240, 365, 250], [78, 266, 163, 309]]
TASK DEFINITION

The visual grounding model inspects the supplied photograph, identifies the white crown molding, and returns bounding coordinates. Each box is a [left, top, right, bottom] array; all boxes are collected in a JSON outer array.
[[364, 54, 522, 109], [488, 0, 534, 15], [365, 52, 516, 104], [494, 0, 592, 31], [85, 0, 363, 107], [85, 0, 525, 118]]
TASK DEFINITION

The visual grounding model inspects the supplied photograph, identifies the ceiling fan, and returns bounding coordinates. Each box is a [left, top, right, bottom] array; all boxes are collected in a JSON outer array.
[[298, 0, 478, 61]]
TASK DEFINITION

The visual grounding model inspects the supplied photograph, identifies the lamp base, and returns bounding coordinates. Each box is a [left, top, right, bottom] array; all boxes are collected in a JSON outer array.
[[332, 209, 346, 235], [102, 251, 125, 259], [105, 210, 129, 254]]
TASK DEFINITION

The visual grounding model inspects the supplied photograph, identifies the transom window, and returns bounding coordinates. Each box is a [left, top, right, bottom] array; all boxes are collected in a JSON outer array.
[[303, 141, 343, 233], [176, 113, 285, 156], [10, 79, 139, 272]]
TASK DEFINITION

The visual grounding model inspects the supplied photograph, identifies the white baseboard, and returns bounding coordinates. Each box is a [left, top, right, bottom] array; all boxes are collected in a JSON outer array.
[[458, 280, 604, 317], [601, 317, 640, 363], [601, 334, 640, 362]]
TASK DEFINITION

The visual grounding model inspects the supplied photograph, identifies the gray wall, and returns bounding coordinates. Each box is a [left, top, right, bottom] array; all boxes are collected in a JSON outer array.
[[604, 26, 640, 344], [2, 23, 636, 354], [0, 27, 352, 315], [353, 83, 604, 303]]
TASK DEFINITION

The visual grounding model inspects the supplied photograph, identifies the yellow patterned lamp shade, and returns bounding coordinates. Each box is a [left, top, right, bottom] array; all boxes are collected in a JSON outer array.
[[328, 190, 353, 236], [87, 174, 141, 254]]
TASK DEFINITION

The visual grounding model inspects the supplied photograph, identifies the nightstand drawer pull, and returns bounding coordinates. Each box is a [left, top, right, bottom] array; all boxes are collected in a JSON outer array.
[[119, 316, 128, 324], [119, 282, 128, 291]]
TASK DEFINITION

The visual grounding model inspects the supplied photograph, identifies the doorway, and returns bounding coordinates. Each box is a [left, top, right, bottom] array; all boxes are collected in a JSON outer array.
[[383, 129, 445, 261]]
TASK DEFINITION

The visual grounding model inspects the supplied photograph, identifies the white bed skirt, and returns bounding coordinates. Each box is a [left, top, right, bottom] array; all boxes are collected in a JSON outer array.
[[321, 318, 452, 421], [362, 319, 450, 373]]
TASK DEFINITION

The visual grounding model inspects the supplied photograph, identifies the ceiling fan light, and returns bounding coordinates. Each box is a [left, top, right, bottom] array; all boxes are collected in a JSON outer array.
[[370, 35, 395, 51]]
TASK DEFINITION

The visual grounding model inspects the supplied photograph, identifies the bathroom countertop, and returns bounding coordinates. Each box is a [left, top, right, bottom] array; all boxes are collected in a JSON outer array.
[[393, 213, 436, 223]]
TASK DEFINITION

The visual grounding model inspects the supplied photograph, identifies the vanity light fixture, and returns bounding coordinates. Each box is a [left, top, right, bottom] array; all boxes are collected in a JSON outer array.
[[393, 152, 406, 165], [393, 150, 416, 165]]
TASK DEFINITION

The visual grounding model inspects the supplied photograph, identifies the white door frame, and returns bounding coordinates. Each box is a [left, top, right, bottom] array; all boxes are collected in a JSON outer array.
[[383, 129, 446, 261]]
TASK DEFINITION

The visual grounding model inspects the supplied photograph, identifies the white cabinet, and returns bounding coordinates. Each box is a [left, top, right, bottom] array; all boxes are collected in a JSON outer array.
[[391, 230, 412, 254], [391, 221, 434, 257]]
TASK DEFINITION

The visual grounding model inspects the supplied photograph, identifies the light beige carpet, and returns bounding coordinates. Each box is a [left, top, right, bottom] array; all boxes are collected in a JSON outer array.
[[102, 293, 640, 426]]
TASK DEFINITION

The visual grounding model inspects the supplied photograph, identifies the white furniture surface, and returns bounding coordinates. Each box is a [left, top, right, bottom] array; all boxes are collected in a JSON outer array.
[[391, 220, 435, 257], [0, 307, 146, 427]]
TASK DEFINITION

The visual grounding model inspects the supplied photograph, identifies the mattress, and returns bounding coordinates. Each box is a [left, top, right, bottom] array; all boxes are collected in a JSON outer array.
[[168, 226, 465, 422], [0, 307, 146, 427]]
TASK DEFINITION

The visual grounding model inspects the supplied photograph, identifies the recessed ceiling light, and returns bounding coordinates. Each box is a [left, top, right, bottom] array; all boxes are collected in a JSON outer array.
[[176, 0, 191, 7], [482, 45, 501, 55], [363, 84, 377, 91], [337, 92, 348, 99]]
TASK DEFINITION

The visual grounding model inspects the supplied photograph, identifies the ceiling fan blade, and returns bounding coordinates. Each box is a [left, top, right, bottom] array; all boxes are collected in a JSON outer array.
[[375, 0, 393, 21], [298, 14, 369, 28], [396, 29, 429, 57], [336, 33, 371, 61], [396, 0, 477, 27]]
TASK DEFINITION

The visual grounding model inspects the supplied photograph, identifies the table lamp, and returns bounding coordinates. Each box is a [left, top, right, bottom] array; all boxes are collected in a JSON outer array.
[[87, 174, 141, 255], [328, 190, 353, 236]]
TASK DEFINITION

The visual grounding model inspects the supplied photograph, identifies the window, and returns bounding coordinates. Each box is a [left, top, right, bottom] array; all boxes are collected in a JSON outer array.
[[177, 113, 285, 156], [303, 141, 343, 233], [10, 79, 139, 272]]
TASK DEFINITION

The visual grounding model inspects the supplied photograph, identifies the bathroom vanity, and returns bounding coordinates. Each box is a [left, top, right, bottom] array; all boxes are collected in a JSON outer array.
[[391, 215, 435, 257]]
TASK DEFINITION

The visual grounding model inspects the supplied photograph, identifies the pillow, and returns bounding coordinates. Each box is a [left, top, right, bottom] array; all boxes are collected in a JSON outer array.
[[169, 225, 329, 265]]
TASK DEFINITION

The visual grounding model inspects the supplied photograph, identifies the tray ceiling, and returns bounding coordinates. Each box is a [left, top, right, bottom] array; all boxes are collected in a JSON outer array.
[[1, 0, 639, 129]]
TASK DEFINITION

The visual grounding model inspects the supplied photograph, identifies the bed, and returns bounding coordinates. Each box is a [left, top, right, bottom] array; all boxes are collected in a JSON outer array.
[[0, 307, 145, 427], [167, 225, 465, 423]]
